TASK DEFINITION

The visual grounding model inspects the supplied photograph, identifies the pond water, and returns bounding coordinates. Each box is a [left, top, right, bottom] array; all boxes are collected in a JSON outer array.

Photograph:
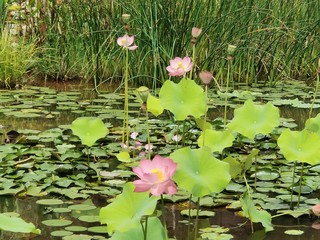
[[1, 80, 320, 239]]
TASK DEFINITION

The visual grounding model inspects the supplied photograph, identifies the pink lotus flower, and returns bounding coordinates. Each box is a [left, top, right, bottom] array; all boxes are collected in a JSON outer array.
[[166, 57, 193, 76], [133, 155, 177, 196], [117, 34, 138, 50], [312, 204, 320, 217]]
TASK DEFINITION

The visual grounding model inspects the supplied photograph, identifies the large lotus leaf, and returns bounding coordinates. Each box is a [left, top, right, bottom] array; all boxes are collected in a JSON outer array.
[[240, 194, 273, 232], [70, 117, 109, 147], [228, 99, 280, 139], [159, 78, 208, 121], [0, 213, 41, 234], [99, 182, 158, 234], [197, 129, 235, 153], [111, 217, 166, 240], [305, 113, 320, 135], [147, 94, 164, 117], [277, 129, 320, 165], [170, 147, 231, 197]]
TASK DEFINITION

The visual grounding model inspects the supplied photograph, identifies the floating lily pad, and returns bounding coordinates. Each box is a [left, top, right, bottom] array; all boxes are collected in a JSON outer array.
[[36, 199, 64, 205], [180, 209, 215, 217], [284, 230, 304, 235], [51, 230, 73, 237], [42, 219, 72, 227]]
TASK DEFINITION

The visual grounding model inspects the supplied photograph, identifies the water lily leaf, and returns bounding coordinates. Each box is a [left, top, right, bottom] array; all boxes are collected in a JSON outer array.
[[51, 230, 73, 237], [42, 219, 72, 227], [70, 117, 109, 147], [180, 209, 215, 217], [87, 226, 108, 234], [170, 147, 231, 197], [0, 213, 41, 234], [240, 194, 273, 232], [278, 129, 320, 165], [228, 99, 280, 139], [36, 199, 64, 205], [159, 78, 207, 121], [99, 182, 158, 234], [252, 169, 280, 181], [147, 94, 164, 117], [65, 226, 87, 232], [284, 230, 304, 235], [198, 129, 235, 153], [110, 217, 166, 240]]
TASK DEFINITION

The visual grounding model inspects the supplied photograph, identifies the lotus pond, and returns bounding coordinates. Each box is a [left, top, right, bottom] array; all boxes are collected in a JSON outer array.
[[1, 79, 320, 240]]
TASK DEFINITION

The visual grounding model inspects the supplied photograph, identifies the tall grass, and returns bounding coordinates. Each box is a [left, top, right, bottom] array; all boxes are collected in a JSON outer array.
[[2, 0, 320, 88], [0, 27, 38, 88]]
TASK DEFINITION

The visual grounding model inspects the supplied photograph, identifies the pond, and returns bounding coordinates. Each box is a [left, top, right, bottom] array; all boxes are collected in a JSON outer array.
[[1, 79, 320, 239]]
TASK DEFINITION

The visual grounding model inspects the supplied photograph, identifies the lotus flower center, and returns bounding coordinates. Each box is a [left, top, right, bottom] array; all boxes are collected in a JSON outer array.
[[121, 39, 127, 45], [151, 168, 165, 181], [177, 61, 184, 69]]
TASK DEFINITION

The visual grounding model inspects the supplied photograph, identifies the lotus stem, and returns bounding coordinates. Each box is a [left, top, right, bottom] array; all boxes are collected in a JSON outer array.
[[290, 161, 297, 210], [297, 163, 304, 208], [187, 194, 192, 240], [193, 197, 200, 240], [224, 61, 231, 129], [309, 71, 319, 119], [160, 194, 169, 240]]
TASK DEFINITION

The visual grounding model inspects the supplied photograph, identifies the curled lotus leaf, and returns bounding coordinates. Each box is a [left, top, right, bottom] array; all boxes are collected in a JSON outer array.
[[305, 113, 320, 135], [70, 117, 109, 147], [170, 147, 231, 197], [159, 78, 208, 121], [198, 129, 235, 153], [228, 99, 280, 139], [277, 129, 320, 165]]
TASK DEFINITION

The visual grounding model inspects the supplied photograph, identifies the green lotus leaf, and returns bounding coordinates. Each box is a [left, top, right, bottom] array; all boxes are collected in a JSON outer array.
[[198, 129, 235, 153], [277, 129, 320, 165], [147, 94, 164, 117], [70, 117, 109, 147], [170, 147, 231, 197], [240, 194, 273, 232], [0, 213, 41, 234], [305, 113, 320, 135], [99, 182, 158, 234], [111, 217, 166, 240], [159, 78, 208, 121], [228, 99, 280, 139]]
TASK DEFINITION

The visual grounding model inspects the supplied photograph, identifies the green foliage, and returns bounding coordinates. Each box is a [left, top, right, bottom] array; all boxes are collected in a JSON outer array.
[[240, 194, 273, 232], [305, 113, 320, 135], [159, 78, 208, 121], [0, 213, 41, 234], [70, 117, 109, 147], [99, 182, 158, 235], [197, 129, 235, 153], [228, 99, 280, 139], [171, 147, 231, 197], [277, 129, 320, 165], [0, 28, 38, 88], [147, 94, 164, 117]]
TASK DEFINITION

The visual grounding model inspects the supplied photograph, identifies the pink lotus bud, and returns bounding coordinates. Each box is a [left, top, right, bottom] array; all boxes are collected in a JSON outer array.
[[192, 27, 202, 38], [199, 71, 213, 85]]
